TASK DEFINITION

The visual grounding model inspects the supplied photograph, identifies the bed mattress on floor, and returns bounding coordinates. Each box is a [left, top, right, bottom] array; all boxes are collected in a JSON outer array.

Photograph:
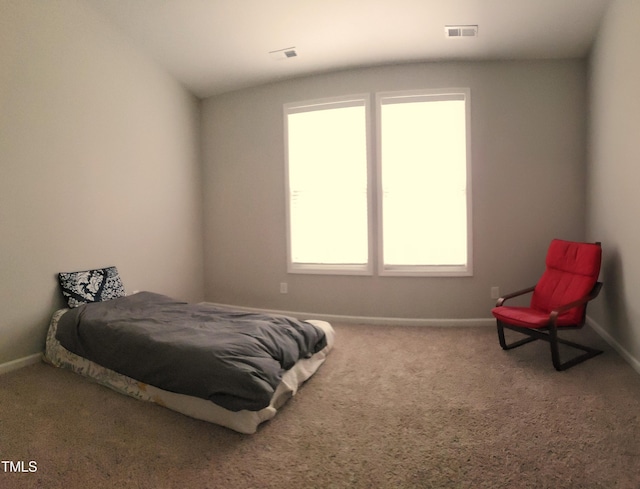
[[43, 308, 335, 434]]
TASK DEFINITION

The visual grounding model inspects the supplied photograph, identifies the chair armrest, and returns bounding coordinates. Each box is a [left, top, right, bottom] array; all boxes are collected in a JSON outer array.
[[549, 282, 603, 323], [495, 285, 536, 307]]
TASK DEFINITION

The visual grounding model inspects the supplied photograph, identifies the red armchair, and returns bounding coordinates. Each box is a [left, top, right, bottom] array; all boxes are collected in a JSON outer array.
[[492, 239, 603, 371]]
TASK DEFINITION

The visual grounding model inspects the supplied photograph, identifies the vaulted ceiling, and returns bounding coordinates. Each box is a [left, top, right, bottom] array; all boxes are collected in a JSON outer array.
[[86, 0, 612, 98]]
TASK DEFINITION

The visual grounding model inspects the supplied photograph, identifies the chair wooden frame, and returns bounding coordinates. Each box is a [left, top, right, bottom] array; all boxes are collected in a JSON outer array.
[[495, 281, 603, 371]]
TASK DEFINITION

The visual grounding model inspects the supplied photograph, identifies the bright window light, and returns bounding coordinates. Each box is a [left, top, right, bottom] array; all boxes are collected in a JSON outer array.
[[284, 89, 472, 277], [378, 90, 471, 275], [285, 97, 370, 272]]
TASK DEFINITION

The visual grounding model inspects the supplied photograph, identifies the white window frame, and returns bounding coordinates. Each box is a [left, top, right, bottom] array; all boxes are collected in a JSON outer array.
[[284, 94, 373, 275], [375, 88, 473, 277]]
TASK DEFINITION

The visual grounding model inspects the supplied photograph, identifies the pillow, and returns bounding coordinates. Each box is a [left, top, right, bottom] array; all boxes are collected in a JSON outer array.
[[58, 266, 125, 308]]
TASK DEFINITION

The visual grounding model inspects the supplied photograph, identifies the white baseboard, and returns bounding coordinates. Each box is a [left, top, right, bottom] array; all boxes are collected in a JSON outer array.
[[203, 302, 495, 327], [587, 315, 640, 375], [0, 353, 42, 376]]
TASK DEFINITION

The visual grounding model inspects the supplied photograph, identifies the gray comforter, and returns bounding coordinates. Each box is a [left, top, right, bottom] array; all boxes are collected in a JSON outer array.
[[55, 292, 327, 412]]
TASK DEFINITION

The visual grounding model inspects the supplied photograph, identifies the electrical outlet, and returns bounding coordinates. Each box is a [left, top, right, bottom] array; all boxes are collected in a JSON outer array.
[[490, 286, 500, 299], [280, 282, 288, 294]]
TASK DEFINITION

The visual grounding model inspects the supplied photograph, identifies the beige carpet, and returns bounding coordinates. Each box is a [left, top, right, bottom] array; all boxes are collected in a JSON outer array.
[[1, 323, 640, 489]]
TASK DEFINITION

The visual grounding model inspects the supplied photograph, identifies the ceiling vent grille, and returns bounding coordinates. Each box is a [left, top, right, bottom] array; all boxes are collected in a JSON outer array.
[[445, 25, 478, 38], [269, 47, 298, 60]]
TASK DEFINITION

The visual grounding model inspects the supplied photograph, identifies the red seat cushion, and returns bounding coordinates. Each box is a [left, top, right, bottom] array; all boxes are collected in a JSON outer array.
[[491, 306, 575, 328], [492, 240, 601, 328]]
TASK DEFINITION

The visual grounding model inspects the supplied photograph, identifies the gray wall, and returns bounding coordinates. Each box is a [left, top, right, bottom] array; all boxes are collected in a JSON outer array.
[[587, 0, 640, 369], [0, 0, 204, 364], [201, 60, 588, 320]]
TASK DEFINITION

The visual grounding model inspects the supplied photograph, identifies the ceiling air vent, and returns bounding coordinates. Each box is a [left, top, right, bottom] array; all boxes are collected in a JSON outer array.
[[445, 25, 478, 38], [269, 47, 298, 60]]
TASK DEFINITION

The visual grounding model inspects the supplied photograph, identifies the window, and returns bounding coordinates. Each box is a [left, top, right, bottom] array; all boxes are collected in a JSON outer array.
[[284, 96, 371, 274], [284, 89, 471, 276], [377, 89, 472, 276]]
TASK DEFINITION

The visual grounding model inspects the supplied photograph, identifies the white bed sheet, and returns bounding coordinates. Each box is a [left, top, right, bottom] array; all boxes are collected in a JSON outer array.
[[42, 308, 335, 434]]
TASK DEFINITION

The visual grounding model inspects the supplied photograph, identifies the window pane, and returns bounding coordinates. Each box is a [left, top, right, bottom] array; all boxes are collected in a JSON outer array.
[[380, 97, 468, 268], [287, 103, 368, 266]]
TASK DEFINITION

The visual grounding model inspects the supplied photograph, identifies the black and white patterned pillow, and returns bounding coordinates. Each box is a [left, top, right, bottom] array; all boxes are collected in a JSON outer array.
[[58, 266, 126, 308]]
